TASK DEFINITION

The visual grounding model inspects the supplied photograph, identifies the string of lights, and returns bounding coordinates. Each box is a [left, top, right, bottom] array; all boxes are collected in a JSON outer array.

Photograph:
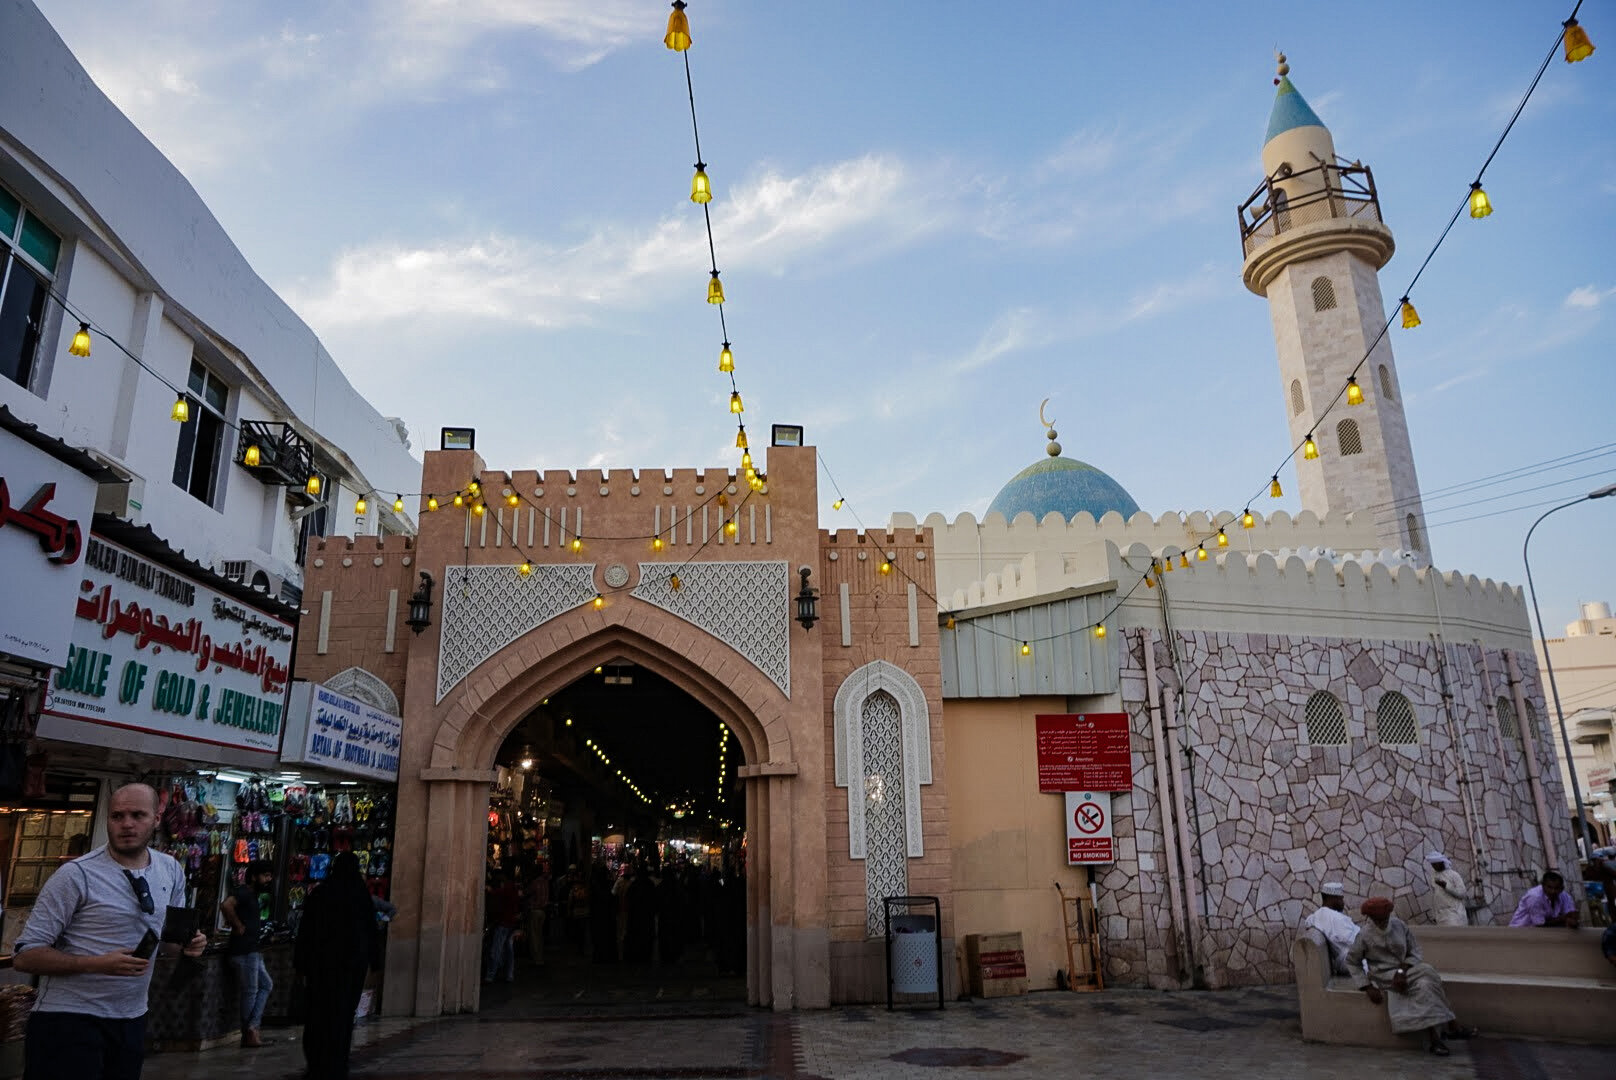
[[663, 1, 763, 492], [582, 734, 651, 805]]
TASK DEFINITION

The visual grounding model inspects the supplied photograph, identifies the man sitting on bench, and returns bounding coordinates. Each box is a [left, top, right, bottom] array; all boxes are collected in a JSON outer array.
[[1302, 880, 1359, 975], [1509, 870, 1579, 928], [1346, 896, 1475, 1056]]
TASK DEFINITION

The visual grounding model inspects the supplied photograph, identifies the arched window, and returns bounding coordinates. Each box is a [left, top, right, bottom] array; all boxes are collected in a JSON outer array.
[[1290, 379, 1305, 416], [860, 690, 908, 937], [1378, 363, 1396, 401], [1496, 696, 1518, 739], [1406, 513, 1424, 553], [1524, 700, 1540, 738], [1304, 691, 1348, 745], [1337, 418, 1363, 456], [1311, 276, 1337, 312], [1375, 692, 1418, 745]]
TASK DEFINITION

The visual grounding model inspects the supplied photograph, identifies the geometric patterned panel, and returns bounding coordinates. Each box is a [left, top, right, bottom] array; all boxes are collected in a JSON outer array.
[[1374, 691, 1418, 745], [435, 564, 598, 702], [632, 561, 790, 696], [324, 666, 400, 716], [861, 690, 908, 938], [1496, 696, 1518, 739], [1304, 690, 1348, 745], [833, 659, 931, 860]]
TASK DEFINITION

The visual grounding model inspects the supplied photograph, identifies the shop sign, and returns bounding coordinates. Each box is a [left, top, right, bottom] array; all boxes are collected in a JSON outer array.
[[0, 435, 97, 668], [282, 681, 402, 781], [1065, 791, 1115, 864], [41, 535, 294, 752], [1036, 713, 1133, 792], [1590, 764, 1614, 789]]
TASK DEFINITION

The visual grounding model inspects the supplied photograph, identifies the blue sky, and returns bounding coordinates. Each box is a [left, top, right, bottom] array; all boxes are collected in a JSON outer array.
[[34, 1, 1616, 626]]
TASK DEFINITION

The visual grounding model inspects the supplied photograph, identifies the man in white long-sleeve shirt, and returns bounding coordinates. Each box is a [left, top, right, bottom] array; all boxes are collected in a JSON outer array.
[[1303, 881, 1360, 975], [1426, 852, 1469, 926]]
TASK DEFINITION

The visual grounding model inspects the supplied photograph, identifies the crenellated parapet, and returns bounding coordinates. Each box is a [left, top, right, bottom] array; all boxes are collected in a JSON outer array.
[[1109, 541, 1531, 649]]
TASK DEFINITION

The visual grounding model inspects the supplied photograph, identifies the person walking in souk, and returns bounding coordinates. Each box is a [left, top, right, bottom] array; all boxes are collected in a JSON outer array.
[[295, 851, 379, 1080]]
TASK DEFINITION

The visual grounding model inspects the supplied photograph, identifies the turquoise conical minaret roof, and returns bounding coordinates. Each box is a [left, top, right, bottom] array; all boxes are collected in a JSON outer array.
[[1265, 75, 1327, 144]]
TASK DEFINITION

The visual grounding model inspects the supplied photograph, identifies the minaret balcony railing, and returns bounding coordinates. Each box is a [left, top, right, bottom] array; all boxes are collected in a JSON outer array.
[[1238, 162, 1383, 258]]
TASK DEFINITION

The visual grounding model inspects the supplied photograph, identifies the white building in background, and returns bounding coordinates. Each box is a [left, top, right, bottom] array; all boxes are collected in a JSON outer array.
[[1536, 602, 1616, 844], [0, 0, 417, 600]]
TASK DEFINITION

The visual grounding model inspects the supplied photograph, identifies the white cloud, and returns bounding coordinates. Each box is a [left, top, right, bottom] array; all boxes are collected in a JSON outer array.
[[1565, 284, 1616, 309], [289, 154, 924, 330]]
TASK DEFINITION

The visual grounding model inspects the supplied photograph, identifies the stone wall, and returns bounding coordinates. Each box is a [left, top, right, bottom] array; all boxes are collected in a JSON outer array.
[[1102, 626, 1570, 989]]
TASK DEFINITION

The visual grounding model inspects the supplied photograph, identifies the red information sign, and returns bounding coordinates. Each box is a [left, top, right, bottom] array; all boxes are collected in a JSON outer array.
[[1037, 713, 1132, 792]]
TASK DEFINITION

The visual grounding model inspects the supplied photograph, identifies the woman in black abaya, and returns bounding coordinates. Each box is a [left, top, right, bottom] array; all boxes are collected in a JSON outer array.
[[295, 851, 379, 1080]]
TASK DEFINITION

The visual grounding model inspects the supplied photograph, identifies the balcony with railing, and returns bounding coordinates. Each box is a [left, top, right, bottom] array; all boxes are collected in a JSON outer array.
[[1237, 161, 1384, 259]]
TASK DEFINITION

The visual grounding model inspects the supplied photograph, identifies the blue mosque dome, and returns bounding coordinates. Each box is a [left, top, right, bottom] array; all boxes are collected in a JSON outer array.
[[987, 424, 1141, 522]]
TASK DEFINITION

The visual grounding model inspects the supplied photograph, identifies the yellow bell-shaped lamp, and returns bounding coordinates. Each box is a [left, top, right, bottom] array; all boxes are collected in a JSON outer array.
[[1346, 377, 1364, 406], [393, 498, 405, 514], [718, 342, 734, 373], [171, 395, 190, 423], [243, 444, 262, 468], [68, 322, 92, 357], [664, 1, 691, 51], [355, 496, 367, 515], [1302, 434, 1319, 460], [1270, 475, 1283, 499], [1400, 298, 1421, 329], [1468, 182, 1492, 219], [735, 425, 748, 449], [1564, 18, 1595, 63], [729, 391, 743, 414], [691, 164, 712, 204], [707, 271, 726, 305], [1216, 528, 1229, 548]]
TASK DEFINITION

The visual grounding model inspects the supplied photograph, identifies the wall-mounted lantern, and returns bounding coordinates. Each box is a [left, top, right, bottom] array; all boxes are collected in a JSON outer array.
[[406, 571, 435, 635], [794, 566, 819, 631]]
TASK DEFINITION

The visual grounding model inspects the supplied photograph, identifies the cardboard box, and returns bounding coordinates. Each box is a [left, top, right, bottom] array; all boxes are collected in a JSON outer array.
[[964, 932, 1027, 998]]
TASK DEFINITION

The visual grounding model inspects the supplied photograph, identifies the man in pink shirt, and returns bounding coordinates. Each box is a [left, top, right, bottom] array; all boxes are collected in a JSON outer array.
[[1509, 870, 1579, 928]]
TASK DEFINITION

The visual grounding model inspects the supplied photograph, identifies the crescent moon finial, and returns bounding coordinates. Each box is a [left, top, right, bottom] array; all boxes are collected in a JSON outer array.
[[1039, 397, 1053, 429]]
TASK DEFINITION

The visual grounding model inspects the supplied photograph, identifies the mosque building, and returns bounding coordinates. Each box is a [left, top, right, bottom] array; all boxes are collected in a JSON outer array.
[[290, 62, 1569, 1012]]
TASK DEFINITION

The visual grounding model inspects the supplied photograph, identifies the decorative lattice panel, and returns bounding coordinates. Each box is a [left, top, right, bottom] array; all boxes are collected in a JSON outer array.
[[435, 564, 597, 701], [1304, 690, 1348, 745], [861, 691, 908, 938], [1375, 692, 1418, 745], [1496, 696, 1518, 739], [632, 561, 790, 695], [324, 666, 399, 715]]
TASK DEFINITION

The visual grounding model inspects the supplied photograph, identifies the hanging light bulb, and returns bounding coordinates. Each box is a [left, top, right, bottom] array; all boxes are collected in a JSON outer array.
[[832, 498, 844, 510], [243, 444, 262, 468], [1468, 182, 1492, 219], [570, 537, 583, 553], [944, 614, 956, 630], [729, 391, 743, 414], [1217, 529, 1229, 548], [467, 479, 481, 496], [69, 322, 92, 357], [664, 0, 691, 51], [708, 270, 726, 305], [1196, 545, 1208, 562], [1144, 574, 1156, 589], [718, 341, 734, 372], [355, 496, 367, 514], [724, 519, 738, 537], [1241, 509, 1255, 529], [1163, 554, 1174, 573], [879, 558, 892, 574], [1020, 641, 1031, 657], [1303, 434, 1319, 460], [740, 450, 752, 470], [427, 496, 439, 512], [691, 163, 713, 204], [670, 573, 682, 590], [652, 536, 665, 552], [171, 394, 190, 423], [507, 493, 520, 507], [717, 493, 729, 508], [1179, 552, 1190, 569], [472, 502, 485, 517], [1399, 298, 1421, 329], [592, 594, 605, 610], [393, 497, 405, 514], [736, 426, 748, 450], [1346, 377, 1364, 406], [453, 493, 464, 508], [1270, 475, 1284, 499], [519, 561, 532, 577], [1563, 18, 1595, 62], [1094, 624, 1107, 640], [306, 475, 322, 496]]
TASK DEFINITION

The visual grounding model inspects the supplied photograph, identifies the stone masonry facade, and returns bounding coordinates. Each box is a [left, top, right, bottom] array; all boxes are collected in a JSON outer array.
[[1102, 627, 1569, 989]]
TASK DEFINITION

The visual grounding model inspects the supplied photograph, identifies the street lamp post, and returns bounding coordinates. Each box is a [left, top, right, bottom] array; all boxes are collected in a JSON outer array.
[[1522, 482, 1616, 864]]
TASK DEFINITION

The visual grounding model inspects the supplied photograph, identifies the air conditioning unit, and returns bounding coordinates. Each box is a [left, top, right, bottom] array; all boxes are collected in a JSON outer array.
[[218, 559, 284, 597]]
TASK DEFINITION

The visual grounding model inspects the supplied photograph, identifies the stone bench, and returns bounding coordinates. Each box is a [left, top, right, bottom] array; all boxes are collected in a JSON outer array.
[[1292, 924, 1616, 1047]]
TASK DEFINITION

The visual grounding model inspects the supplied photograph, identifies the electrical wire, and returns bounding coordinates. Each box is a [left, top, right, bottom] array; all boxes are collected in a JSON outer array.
[[1366, 444, 1616, 516], [1376, 466, 1616, 522]]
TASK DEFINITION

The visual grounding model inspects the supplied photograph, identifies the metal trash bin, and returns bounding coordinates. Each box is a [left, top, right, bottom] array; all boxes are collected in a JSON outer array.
[[884, 896, 944, 1010]]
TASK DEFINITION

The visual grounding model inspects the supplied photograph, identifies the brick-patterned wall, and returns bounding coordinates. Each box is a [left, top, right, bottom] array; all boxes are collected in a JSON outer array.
[[819, 526, 951, 950], [293, 535, 418, 705]]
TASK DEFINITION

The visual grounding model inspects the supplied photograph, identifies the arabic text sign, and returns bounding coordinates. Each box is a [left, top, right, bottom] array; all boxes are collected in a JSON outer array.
[[41, 535, 294, 753], [283, 682, 403, 781], [1065, 791, 1115, 864], [1036, 713, 1133, 792], [0, 434, 97, 668]]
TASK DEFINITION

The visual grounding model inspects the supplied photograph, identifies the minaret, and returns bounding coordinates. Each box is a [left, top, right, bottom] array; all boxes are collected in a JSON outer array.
[[1240, 54, 1430, 562]]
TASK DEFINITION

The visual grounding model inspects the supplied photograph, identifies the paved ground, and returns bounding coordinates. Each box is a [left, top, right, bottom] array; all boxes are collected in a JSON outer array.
[[151, 980, 1612, 1080]]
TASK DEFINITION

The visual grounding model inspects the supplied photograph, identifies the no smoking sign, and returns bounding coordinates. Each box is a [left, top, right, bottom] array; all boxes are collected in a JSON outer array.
[[1065, 791, 1114, 865]]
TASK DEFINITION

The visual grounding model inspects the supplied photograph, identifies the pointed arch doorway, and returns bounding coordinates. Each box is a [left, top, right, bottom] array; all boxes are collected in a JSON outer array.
[[382, 610, 824, 1015]]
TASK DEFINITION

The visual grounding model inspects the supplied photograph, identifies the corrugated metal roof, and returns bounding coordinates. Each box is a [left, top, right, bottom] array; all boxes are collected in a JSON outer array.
[[940, 591, 1117, 698]]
